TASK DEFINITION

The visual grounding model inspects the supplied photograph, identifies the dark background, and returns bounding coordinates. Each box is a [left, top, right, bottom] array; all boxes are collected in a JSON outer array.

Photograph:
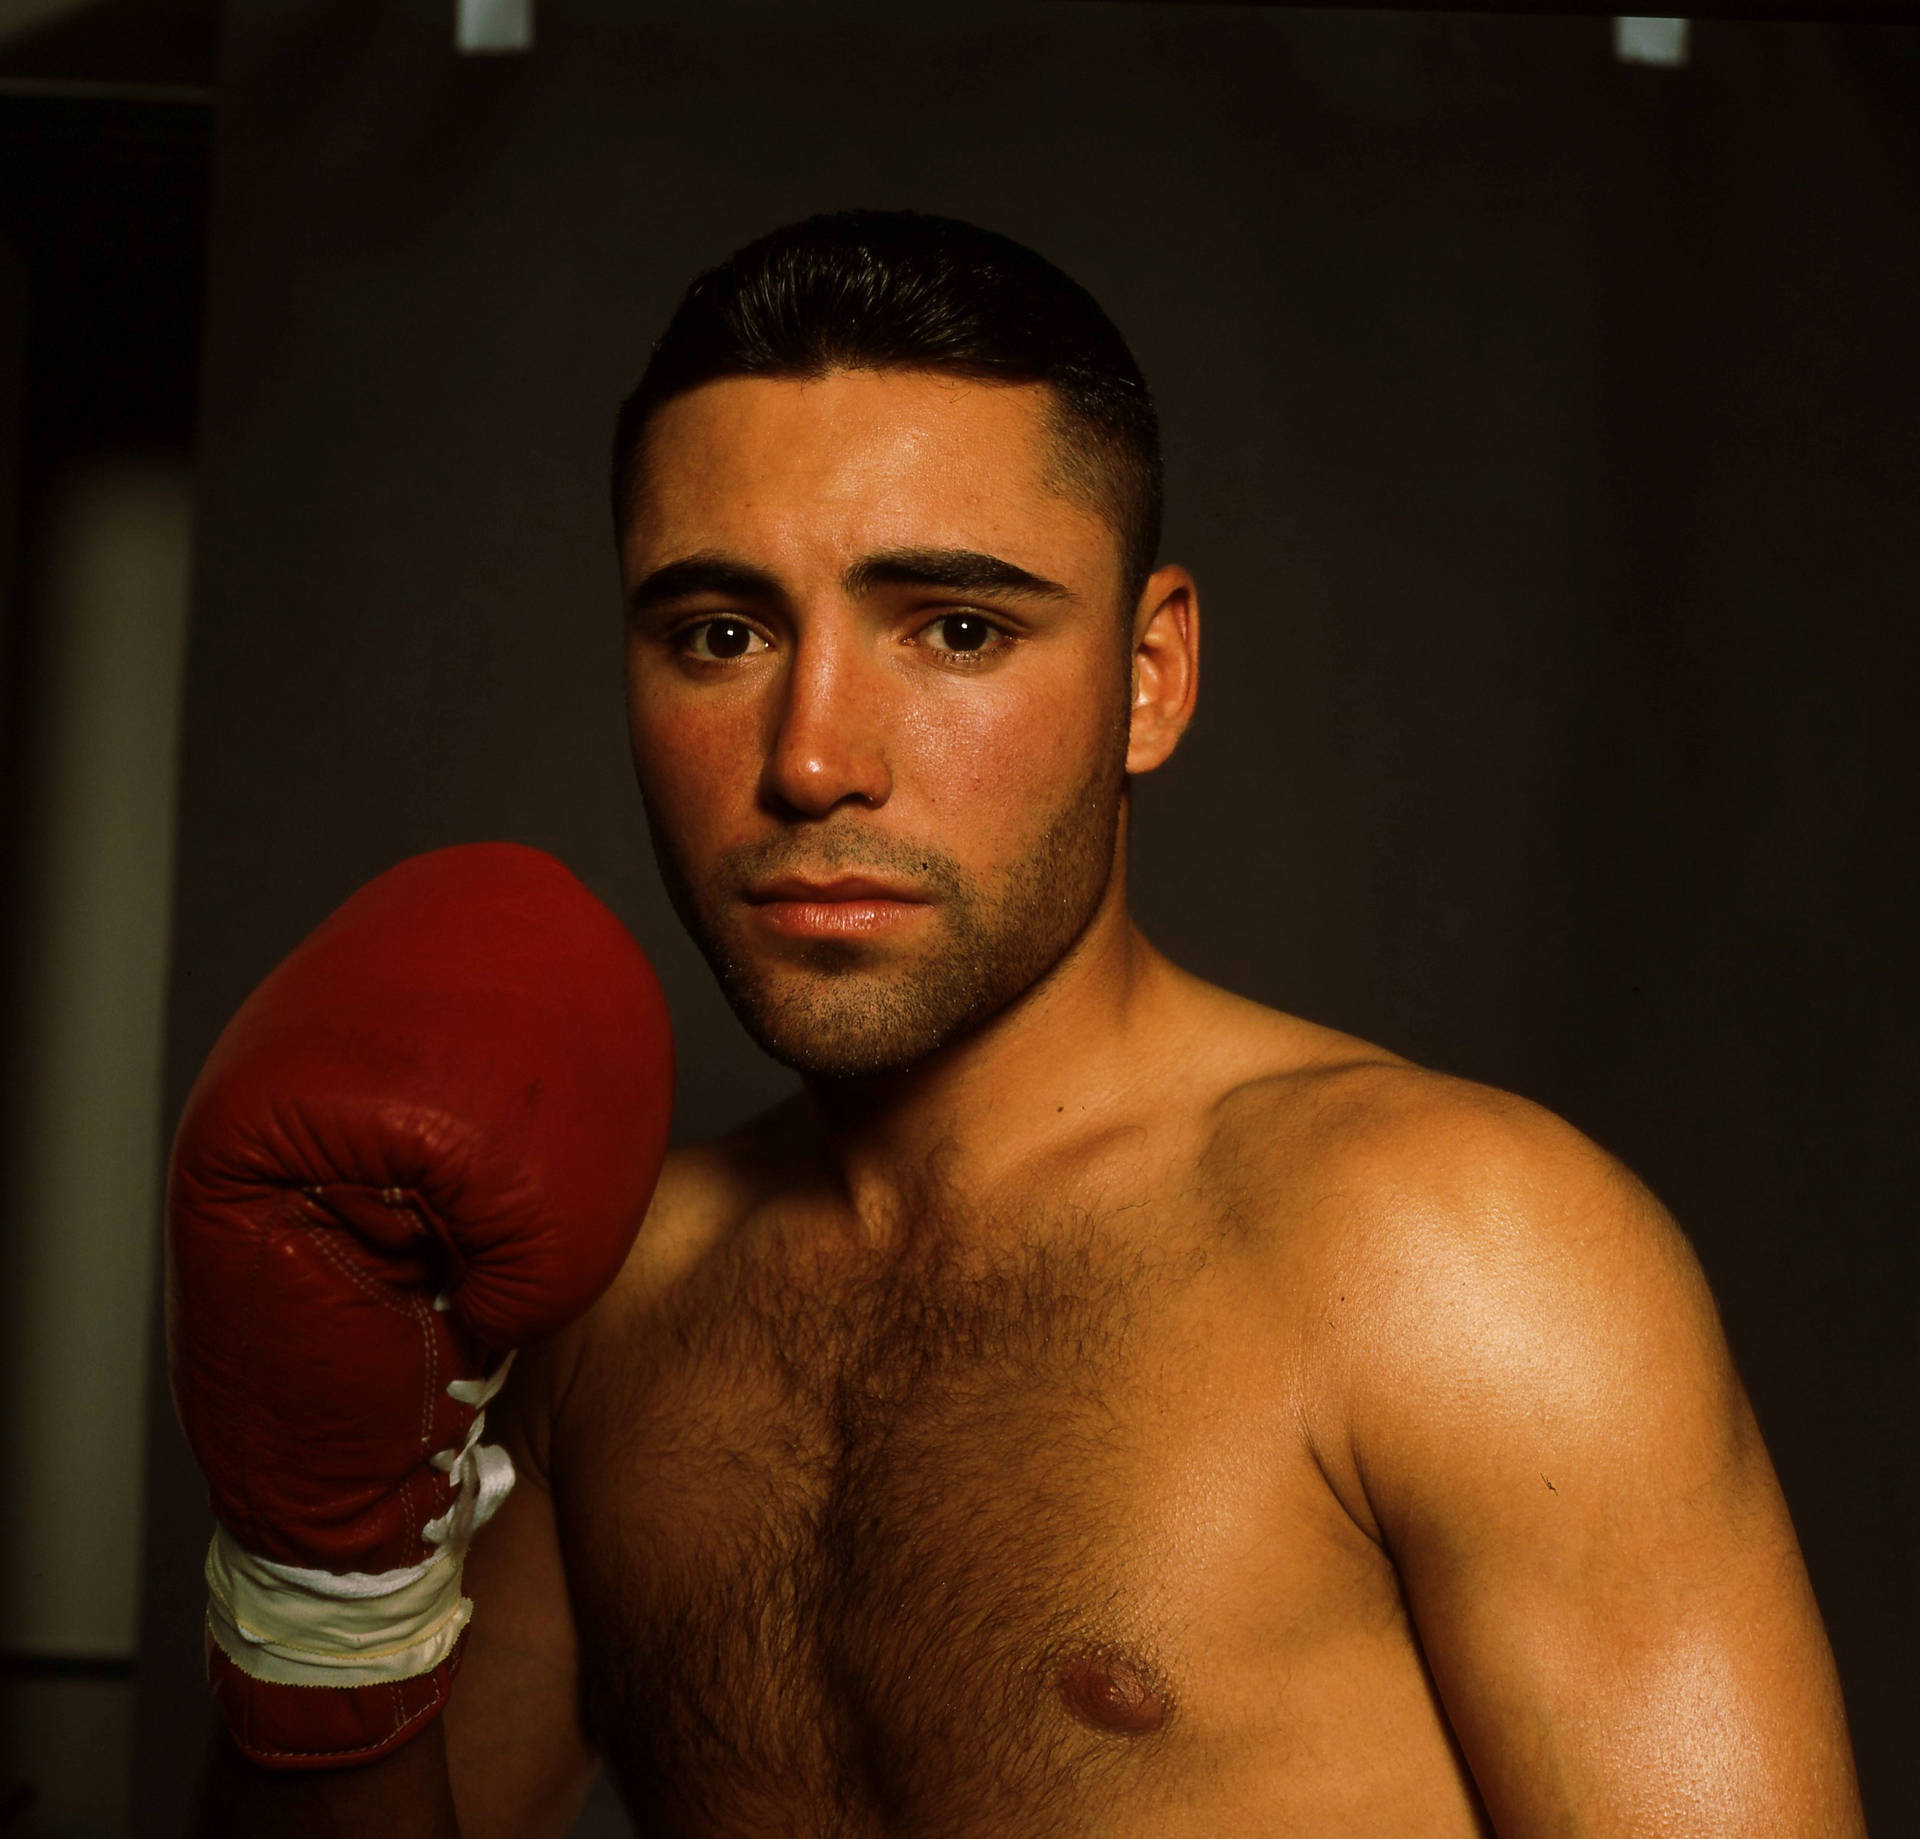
[[2, 2, 1912, 1833]]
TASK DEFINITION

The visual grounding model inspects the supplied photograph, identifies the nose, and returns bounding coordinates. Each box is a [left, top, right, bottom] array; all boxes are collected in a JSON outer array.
[[760, 628, 892, 819]]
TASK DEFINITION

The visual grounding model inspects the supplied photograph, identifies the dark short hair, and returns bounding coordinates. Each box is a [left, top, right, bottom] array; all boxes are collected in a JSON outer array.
[[611, 210, 1163, 606]]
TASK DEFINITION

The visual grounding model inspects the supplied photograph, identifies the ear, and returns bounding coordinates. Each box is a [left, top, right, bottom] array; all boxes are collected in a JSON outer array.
[[1126, 565, 1200, 775]]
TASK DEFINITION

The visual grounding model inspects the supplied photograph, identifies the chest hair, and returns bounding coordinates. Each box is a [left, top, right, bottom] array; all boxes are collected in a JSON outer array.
[[564, 1206, 1202, 1836]]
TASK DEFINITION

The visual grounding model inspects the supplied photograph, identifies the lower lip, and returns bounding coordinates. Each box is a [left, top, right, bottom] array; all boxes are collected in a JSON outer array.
[[750, 898, 929, 938]]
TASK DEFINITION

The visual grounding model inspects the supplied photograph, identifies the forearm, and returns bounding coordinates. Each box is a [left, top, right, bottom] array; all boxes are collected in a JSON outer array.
[[190, 1719, 461, 1839]]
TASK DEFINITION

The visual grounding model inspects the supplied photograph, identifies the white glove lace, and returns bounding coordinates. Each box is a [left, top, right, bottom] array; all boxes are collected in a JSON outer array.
[[203, 1351, 517, 1689]]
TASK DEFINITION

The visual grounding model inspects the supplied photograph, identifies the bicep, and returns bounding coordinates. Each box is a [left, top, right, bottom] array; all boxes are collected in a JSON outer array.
[[443, 1341, 600, 1839], [1398, 1375, 1855, 1835], [1338, 1132, 1862, 1836]]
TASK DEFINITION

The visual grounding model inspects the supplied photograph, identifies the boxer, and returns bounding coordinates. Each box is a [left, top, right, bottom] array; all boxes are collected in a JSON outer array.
[[187, 214, 1865, 1835]]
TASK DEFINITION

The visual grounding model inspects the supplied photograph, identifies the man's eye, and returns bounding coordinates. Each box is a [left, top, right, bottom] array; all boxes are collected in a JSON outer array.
[[921, 613, 1000, 656], [680, 618, 767, 661]]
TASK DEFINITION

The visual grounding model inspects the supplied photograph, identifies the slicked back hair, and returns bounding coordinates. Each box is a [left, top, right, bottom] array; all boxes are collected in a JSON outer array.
[[611, 210, 1164, 609]]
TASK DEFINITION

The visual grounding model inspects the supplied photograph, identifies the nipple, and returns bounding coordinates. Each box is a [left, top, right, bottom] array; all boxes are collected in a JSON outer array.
[[1057, 1650, 1170, 1735]]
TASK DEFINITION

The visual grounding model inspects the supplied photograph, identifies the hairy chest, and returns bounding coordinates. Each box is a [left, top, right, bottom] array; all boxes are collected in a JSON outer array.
[[551, 1223, 1297, 1836]]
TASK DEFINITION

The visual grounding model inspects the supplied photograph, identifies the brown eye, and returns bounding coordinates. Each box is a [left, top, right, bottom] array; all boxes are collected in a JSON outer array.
[[683, 618, 766, 661], [924, 613, 996, 655]]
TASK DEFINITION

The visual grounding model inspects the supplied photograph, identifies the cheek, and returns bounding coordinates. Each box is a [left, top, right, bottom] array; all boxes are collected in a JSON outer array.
[[900, 652, 1122, 844], [625, 664, 763, 841]]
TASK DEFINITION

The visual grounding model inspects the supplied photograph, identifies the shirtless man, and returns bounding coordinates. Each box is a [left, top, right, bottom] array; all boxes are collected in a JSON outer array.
[[186, 212, 1864, 1836]]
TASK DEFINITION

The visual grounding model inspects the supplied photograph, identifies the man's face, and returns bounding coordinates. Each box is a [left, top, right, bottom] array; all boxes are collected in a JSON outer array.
[[621, 368, 1136, 1080]]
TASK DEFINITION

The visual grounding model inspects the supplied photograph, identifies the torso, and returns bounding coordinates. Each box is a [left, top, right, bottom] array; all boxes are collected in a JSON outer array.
[[547, 1037, 1495, 1837]]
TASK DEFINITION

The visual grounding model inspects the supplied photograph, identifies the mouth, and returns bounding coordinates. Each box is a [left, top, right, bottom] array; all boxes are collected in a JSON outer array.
[[741, 875, 933, 939]]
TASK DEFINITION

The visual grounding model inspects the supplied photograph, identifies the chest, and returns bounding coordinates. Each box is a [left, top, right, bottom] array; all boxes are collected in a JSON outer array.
[[553, 1228, 1289, 1834]]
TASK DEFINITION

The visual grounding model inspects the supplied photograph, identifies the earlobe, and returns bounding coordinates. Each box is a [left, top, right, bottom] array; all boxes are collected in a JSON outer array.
[[1125, 567, 1200, 776]]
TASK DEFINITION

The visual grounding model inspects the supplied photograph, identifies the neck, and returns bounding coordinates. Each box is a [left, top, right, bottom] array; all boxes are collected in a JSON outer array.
[[798, 865, 1172, 1233]]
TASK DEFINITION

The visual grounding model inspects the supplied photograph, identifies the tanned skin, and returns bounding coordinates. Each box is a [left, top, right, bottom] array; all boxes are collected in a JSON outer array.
[[194, 370, 1864, 1836]]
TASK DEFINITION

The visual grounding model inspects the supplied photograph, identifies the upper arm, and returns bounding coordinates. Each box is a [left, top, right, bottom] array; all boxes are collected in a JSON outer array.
[[1317, 1088, 1863, 1837], [442, 1330, 600, 1839]]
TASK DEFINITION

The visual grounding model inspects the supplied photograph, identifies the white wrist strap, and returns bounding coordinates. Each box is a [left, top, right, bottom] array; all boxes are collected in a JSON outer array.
[[204, 1353, 518, 1690], [205, 1533, 471, 1686]]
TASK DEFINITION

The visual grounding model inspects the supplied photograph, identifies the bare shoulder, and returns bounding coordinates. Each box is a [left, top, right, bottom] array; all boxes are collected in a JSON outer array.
[[1166, 978, 1750, 1499], [1216, 1044, 1754, 1538], [1201, 1018, 1696, 1305], [1190, 1019, 1862, 1832], [1303, 1061, 1708, 1367]]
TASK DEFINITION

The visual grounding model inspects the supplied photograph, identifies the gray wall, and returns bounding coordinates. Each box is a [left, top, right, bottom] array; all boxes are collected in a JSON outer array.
[[137, 4, 1915, 1831]]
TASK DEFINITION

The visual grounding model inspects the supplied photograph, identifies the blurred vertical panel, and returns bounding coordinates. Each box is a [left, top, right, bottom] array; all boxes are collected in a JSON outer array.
[[0, 456, 192, 1659], [0, 453, 192, 1835], [0, 14, 214, 1827]]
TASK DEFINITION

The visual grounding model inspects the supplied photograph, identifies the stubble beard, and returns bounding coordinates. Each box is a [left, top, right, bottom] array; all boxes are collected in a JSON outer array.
[[645, 742, 1128, 1082]]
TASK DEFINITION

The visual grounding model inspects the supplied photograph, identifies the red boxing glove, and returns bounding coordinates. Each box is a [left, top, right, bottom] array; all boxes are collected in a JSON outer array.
[[166, 844, 672, 1768]]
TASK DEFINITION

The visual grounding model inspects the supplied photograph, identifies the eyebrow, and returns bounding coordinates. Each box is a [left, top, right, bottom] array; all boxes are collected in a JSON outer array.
[[627, 545, 1073, 617], [841, 547, 1072, 603], [627, 552, 782, 616]]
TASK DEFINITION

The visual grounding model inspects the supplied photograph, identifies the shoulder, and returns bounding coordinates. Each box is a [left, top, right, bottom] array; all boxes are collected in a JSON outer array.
[[1306, 1063, 1703, 1348], [1204, 1049, 1745, 1536], [1162, 974, 1668, 1275], [1299, 1064, 1718, 1387], [1153, 969, 1707, 1366], [1211, 1045, 1689, 1293], [1185, 1035, 1859, 1830]]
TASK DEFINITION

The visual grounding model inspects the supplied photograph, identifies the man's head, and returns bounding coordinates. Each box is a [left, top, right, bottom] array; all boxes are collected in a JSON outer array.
[[615, 212, 1197, 1081], [613, 210, 1163, 610]]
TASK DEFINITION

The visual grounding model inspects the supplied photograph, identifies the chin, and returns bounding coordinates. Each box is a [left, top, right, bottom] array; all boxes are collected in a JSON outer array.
[[731, 973, 980, 1083]]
